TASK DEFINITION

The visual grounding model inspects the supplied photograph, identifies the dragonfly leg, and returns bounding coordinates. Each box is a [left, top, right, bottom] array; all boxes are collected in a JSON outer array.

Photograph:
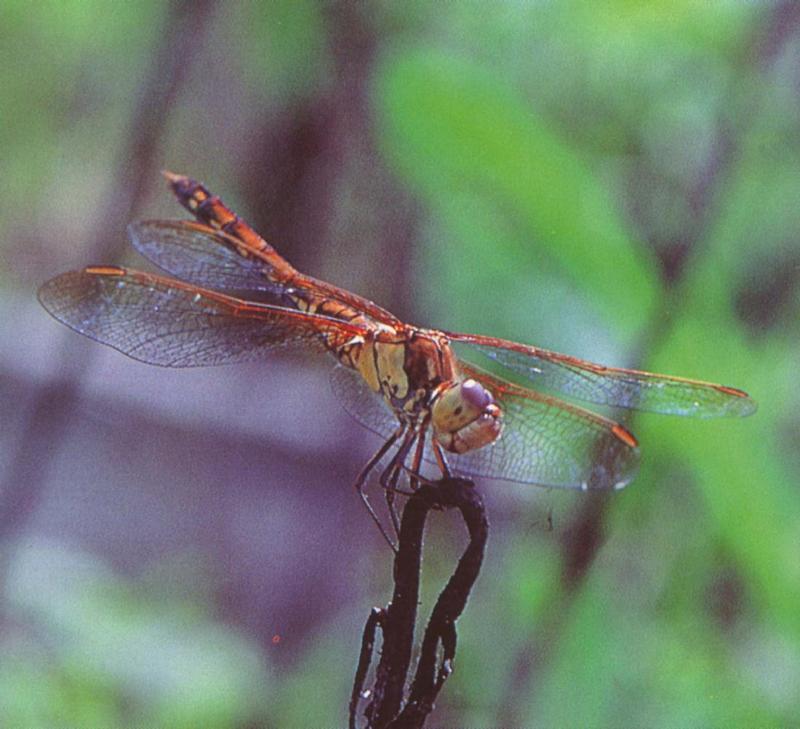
[[380, 427, 419, 539], [385, 484, 401, 540], [389, 421, 430, 497], [354, 423, 405, 550], [432, 439, 453, 479], [407, 422, 428, 492]]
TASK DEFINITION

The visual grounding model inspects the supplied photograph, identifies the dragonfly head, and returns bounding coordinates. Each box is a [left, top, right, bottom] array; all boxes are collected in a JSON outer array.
[[431, 378, 503, 454]]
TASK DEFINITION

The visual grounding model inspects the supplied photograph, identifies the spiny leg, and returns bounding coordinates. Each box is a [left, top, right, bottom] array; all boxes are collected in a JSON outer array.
[[408, 424, 428, 491], [354, 423, 405, 549], [432, 439, 453, 479], [380, 427, 419, 539], [384, 418, 428, 498], [397, 421, 429, 491]]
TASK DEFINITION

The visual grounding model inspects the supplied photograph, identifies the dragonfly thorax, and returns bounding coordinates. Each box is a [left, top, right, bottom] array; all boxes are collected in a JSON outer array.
[[351, 330, 451, 413], [352, 332, 503, 453]]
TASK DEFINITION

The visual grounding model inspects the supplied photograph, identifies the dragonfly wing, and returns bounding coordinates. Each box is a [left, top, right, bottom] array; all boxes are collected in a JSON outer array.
[[448, 333, 755, 418], [330, 364, 399, 441], [329, 361, 638, 490], [128, 220, 287, 294], [38, 267, 366, 367], [447, 363, 640, 490], [129, 219, 404, 327]]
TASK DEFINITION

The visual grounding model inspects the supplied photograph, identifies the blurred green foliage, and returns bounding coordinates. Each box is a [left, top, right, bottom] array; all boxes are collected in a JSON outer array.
[[376, 48, 659, 341], [2, 1, 798, 727], [0, 543, 268, 728]]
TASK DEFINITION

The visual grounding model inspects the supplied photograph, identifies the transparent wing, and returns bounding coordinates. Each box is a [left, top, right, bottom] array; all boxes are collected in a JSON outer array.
[[330, 364, 400, 440], [447, 332, 755, 418], [330, 363, 639, 490], [450, 363, 639, 490], [128, 219, 404, 326], [128, 220, 286, 294], [38, 267, 366, 367]]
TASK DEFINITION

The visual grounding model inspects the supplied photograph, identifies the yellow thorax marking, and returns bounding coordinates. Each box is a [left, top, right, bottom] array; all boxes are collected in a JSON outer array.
[[356, 340, 409, 399], [356, 340, 380, 393], [375, 342, 408, 400]]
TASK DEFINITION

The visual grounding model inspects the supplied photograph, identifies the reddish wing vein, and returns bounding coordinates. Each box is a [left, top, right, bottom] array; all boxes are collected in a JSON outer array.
[[448, 332, 756, 418], [38, 267, 367, 367]]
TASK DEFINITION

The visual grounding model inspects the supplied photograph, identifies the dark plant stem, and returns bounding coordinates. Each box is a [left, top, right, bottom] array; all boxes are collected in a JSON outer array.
[[350, 607, 387, 728], [350, 478, 488, 729]]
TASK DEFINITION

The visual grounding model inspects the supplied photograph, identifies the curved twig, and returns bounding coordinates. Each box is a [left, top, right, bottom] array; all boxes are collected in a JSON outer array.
[[350, 477, 488, 729]]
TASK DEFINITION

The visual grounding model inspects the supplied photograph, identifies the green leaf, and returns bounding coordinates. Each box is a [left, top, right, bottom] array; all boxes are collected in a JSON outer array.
[[375, 48, 660, 343]]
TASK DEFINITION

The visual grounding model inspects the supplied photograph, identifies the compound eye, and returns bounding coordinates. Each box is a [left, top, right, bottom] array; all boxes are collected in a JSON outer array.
[[461, 379, 493, 411]]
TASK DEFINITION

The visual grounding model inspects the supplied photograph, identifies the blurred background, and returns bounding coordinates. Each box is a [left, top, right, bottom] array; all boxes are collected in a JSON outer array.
[[1, 1, 799, 727]]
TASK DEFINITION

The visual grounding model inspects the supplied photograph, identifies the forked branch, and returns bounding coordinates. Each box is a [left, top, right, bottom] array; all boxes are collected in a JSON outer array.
[[350, 477, 488, 729]]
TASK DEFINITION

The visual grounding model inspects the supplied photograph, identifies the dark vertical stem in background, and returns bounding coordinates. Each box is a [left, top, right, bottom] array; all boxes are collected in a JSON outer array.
[[497, 6, 800, 726], [85, 0, 217, 264], [240, 1, 419, 324], [0, 0, 215, 585]]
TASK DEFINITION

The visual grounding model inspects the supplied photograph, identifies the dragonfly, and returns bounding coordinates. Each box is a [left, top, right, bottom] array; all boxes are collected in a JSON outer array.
[[39, 172, 756, 542]]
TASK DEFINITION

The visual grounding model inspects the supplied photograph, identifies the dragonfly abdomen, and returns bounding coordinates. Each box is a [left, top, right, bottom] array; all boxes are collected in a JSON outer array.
[[163, 171, 296, 280]]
